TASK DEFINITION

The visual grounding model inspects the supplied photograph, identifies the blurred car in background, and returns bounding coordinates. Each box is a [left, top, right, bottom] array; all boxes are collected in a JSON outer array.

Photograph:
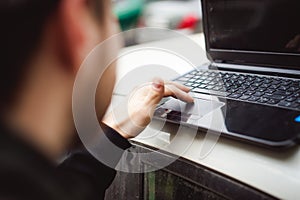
[[113, 0, 144, 31], [113, 0, 202, 45]]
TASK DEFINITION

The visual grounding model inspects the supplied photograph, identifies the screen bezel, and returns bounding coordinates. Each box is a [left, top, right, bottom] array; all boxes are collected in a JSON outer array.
[[202, 0, 300, 70]]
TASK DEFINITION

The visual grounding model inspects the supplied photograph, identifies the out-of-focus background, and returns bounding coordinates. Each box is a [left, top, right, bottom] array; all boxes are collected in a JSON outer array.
[[112, 0, 202, 46]]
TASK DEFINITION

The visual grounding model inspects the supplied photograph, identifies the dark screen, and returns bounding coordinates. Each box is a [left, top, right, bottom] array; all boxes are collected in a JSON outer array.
[[207, 0, 300, 55]]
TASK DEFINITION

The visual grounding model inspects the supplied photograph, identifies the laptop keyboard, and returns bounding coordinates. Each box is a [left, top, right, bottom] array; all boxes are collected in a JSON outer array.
[[175, 69, 300, 111]]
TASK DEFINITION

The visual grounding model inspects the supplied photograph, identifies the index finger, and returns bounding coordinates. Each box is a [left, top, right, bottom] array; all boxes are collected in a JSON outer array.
[[165, 81, 191, 93]]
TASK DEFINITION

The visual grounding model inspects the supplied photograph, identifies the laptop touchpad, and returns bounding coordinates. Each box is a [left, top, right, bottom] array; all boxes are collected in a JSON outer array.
[[158, 98, 225, 119]]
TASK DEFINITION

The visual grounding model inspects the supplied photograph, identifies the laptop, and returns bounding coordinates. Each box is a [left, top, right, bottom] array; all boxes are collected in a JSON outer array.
[[154, 0, 300, 148]]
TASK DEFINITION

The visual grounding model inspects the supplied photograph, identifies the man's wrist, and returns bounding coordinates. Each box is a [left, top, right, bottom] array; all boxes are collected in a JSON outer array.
[[102, 121, 131, 139], [100, 123, 132, 150]]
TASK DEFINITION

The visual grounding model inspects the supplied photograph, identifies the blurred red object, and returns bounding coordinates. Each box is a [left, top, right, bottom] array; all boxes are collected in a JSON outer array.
[[177, 14, 198, 30]]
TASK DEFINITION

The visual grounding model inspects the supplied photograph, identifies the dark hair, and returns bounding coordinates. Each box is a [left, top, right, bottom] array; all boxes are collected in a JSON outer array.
[[0, 0, 104, 110], [0, 0, 60, 110]]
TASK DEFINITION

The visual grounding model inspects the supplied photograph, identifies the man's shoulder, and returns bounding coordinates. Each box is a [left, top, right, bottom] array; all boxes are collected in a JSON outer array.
[[0, 126, 71, 199]]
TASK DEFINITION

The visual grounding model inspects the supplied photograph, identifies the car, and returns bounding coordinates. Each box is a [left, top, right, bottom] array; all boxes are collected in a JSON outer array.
[[137, 0, 202, 43], [113, 0, 202, 45]]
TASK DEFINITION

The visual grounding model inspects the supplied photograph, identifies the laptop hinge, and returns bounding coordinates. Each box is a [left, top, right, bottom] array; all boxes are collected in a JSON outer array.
[[210, 62, 300, 78]]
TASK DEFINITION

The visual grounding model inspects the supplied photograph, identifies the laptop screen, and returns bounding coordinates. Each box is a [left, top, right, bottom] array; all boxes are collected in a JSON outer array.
[[203, 0, 300, 69]]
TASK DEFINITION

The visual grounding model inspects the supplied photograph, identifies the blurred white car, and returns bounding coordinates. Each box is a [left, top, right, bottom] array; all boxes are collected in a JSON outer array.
[[137, 0, 202, 43]]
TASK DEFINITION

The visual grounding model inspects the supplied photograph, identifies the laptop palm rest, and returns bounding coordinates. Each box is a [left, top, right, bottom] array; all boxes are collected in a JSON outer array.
[[155, 97, 300, 148]]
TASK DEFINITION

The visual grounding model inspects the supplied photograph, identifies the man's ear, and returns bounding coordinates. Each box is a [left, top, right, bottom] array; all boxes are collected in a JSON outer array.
[[55, 0, 99, 73]]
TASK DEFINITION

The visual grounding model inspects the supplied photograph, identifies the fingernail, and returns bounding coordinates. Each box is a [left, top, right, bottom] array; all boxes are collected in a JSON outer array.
[[152, 82, 162, 90]]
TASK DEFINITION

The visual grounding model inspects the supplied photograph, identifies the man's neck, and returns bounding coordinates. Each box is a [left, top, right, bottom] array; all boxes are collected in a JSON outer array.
[[6, 58, 75, 161]]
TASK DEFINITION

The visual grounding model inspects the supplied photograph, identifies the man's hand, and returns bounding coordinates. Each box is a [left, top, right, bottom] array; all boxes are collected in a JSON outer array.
[[102, 78, 194, 139]]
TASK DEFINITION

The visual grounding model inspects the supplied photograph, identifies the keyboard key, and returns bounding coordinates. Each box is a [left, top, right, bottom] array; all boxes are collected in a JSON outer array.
[[212, 86, 223, 91], [264, 94, 286, 100], [257, 97, 270, 103], [232, 75, 239, 79], [228, 94, 242, 99], [246, 76, 255, 82], [206, 85, 215, 90], [293, 93, 300, 98], [227, 88, 238, 93], [287, 87, 299, 92], [208, 81, 218, 85], [197, 70, 206, 74], [237, 80, 245, 85], [230, 85, 240, 89], [185, 74, 195, 78], [292, 81, 300, 87], [273, 90, 292, 96], [269, 85, 279, 89], [244, 91, 255, 95], [254, 78, 263, 82], [281, 81, 292, 86], [266, 99, 280, 105], [265, 89, 275, 94], [238, 76, 246, 81], [278, 101, 299, 108], [249, 86, 258, 91], [248, 96, 260, 102], [232, 89, 243, 94], [253, 92, 264, 97], [215, 82, 224, 87], [261, 83, 271, 88], [271, 80, 281, 85], [185, 82, 194, 87], [198, 84, 207, 89], [286, 97, 296, 102], [256, 88, 267, 92], [178, 77, 189, 82], [240, 85, 249, 90], [201, 80, 210, 84], [278, 86, 289, 91], [223, 74, 232, 79], [252, 82, 262, 87], [263, 79, 272, 84], [244, 81, 252, 86], [239, 95, 251, 100], [278, 101, 291, 107], [199, 76, 207, 80]]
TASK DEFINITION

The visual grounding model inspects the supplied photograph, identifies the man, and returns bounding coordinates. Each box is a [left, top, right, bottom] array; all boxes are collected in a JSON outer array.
[[0, 0, 193, 199]]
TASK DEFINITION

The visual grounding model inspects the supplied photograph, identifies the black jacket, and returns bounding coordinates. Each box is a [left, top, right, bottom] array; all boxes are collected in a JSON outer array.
[[0, 122, 131, 200]]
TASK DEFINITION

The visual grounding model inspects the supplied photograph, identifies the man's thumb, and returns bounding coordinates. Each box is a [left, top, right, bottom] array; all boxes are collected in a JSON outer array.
[[149, 78, 165, 103]]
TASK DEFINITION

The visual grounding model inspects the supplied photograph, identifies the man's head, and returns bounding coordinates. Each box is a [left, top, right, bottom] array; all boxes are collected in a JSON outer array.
[[0, 0, 119, 158]]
